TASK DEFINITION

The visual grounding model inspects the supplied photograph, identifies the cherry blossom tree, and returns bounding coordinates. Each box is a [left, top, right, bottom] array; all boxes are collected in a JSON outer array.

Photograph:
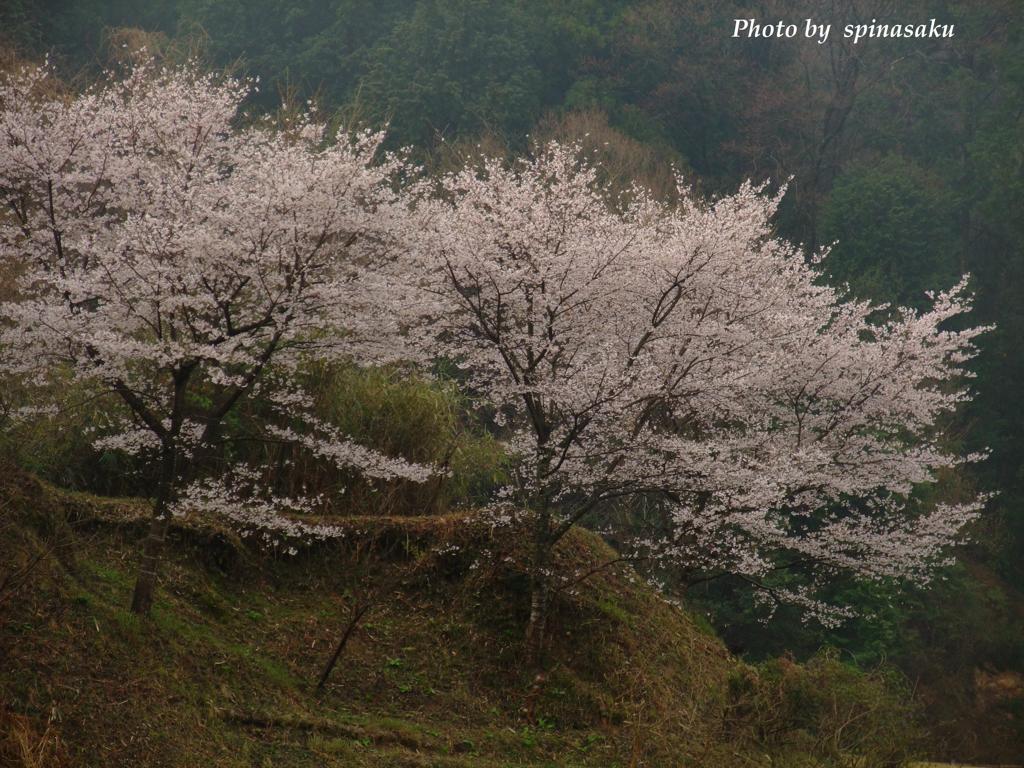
[[414, 144, 988, 665], [0, 60, 430, 615]]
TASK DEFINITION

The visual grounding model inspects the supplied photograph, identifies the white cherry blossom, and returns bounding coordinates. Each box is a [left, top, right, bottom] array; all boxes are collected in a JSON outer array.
[[0, 60, 431, 613], [412, 143, 987, 655]]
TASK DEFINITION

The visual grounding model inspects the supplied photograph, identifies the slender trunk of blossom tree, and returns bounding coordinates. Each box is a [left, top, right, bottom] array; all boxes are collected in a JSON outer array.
[[130, 442, 179, 615], [524, 561, 551, 668], [524, 504, 553, 668]]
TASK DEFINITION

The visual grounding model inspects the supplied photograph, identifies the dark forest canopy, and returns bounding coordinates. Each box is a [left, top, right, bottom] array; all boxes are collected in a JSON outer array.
[[3, 0, 1023, 648]]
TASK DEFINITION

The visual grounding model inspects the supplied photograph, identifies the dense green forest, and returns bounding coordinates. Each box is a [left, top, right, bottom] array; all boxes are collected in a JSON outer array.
[[1, 1, 1023, 764]]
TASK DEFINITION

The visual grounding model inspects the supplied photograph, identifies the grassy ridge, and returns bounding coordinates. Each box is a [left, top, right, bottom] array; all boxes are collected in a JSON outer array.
[[0, 464, 918, 767]]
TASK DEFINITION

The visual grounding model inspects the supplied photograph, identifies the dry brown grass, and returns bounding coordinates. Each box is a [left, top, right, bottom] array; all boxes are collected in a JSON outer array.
[[0, 710, 68, 768]]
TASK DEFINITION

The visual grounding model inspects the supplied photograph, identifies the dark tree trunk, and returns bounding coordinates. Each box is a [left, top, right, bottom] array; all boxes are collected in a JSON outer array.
[[130, 443, 178, 616]]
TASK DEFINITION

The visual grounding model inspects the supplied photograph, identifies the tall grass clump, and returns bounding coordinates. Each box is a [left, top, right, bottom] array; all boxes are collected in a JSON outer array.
[[0, 371, 151, 496], [1, 359, 505, 516], [726, 649, 921, 767], [258, 362, 506, 516]]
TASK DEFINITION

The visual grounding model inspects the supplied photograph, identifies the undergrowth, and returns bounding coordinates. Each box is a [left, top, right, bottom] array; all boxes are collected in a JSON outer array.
[[0, 463, 922, 767]]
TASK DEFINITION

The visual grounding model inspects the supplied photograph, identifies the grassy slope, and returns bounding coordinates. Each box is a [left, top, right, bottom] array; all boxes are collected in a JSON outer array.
[[0, 463, 919, 767]]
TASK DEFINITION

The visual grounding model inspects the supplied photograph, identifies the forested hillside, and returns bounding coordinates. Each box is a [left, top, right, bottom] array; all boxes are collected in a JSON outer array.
[[1, 1, 1022, 765]]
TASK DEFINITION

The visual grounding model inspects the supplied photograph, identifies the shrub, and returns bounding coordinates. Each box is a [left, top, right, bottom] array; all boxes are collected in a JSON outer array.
[[726, 649, 921, 767]]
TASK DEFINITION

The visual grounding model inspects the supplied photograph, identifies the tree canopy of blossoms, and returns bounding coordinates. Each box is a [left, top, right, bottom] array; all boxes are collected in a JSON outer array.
[[414, 143, 988, 662], [0, 60, 431, 614]]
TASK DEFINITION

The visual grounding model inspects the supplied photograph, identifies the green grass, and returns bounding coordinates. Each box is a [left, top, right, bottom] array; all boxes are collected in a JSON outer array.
[[0, 464, 925, 767]]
